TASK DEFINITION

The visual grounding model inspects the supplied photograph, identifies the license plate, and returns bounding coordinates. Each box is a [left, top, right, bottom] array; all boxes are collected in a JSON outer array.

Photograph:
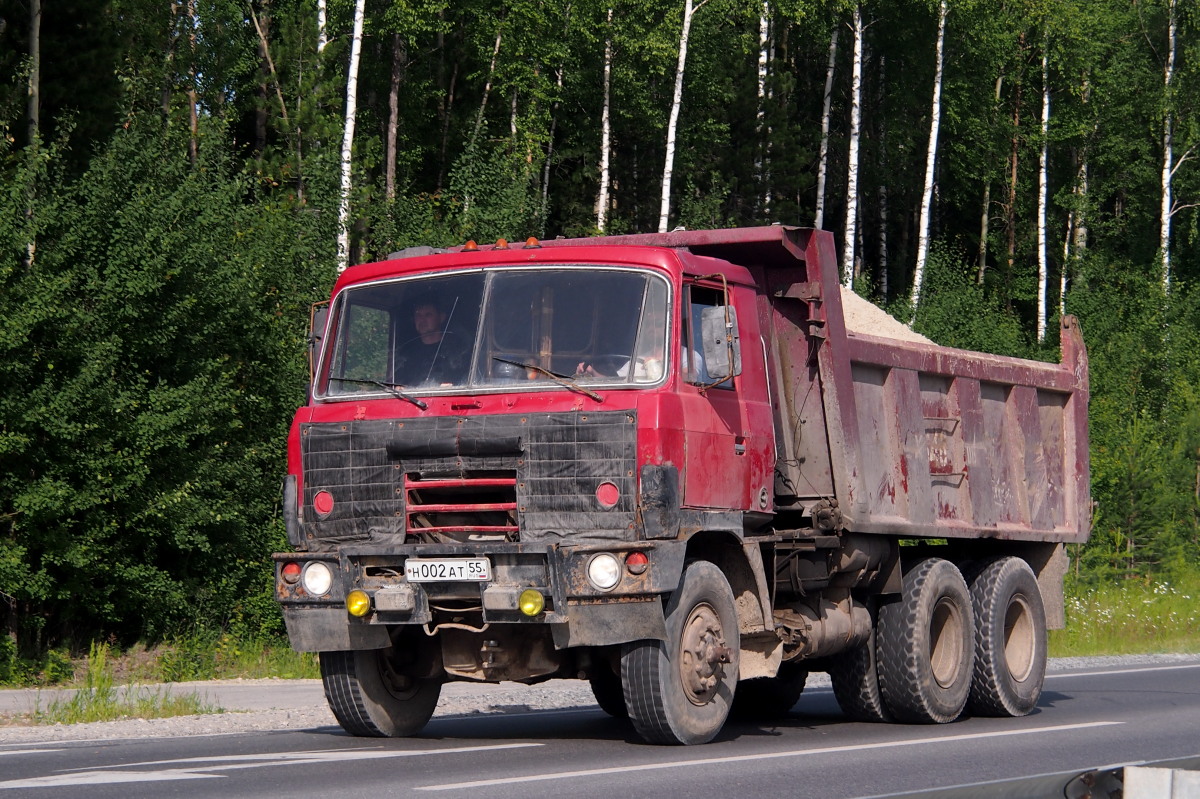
[[404, 558, 491, 582]]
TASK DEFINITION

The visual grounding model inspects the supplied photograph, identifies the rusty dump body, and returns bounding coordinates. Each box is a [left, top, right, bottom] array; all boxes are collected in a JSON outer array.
[[275, 224, 1090, 745]]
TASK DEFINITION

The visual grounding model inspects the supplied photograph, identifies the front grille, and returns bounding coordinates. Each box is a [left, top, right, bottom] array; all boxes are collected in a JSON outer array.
[[405, 471, 518, 542]]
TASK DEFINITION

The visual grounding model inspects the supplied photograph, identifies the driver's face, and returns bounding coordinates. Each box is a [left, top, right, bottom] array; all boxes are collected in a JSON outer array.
[[413, 304, 444, 336]]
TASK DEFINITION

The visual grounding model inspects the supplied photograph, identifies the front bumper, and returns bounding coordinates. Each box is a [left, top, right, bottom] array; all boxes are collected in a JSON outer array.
[[274, 541, 685, 652]]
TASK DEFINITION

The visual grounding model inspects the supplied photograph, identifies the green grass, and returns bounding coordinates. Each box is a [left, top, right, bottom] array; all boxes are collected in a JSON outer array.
[[1050, 574, 1200, 657], [28, 643, 222, 726]]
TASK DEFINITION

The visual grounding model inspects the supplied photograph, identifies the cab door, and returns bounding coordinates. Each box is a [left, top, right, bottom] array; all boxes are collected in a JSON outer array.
[[679, 281, 774, 513]]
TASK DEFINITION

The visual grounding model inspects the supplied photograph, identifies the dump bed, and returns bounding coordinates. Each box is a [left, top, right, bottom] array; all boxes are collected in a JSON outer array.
[[544, 225, 1090, 544]]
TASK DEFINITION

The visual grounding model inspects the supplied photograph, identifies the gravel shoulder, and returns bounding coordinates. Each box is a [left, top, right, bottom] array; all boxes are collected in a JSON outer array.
[[2, 653, 1197, 745]]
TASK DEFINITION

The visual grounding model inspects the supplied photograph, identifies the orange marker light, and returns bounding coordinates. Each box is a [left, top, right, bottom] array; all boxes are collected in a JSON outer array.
[[463, 240, 479, 251]]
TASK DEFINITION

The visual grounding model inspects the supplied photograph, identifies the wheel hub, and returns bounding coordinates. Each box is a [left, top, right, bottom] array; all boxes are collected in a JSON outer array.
[[679, 602, 730, 705]]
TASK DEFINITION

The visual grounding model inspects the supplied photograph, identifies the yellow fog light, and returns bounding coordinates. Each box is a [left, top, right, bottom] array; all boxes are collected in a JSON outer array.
[[519, 589, 545, 617], [346, 590, 372, 617]]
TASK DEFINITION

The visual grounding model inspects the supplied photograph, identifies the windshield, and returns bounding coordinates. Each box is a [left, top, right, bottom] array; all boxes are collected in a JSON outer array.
[[316, 267, 670, 398]]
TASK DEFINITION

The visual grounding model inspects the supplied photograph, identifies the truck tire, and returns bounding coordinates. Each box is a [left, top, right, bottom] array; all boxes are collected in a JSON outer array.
[[828, 616, 893, 723], [732, 662, 807, 720], [620, 561, 740, 745], [319, 648, 442, 737], [877, 558, 974, 724], [967, 557, 1047, 717], [588, 661, 629, 718]]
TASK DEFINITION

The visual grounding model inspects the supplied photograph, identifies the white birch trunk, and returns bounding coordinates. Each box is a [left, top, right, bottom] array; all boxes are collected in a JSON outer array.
[[1160, 0, 1177, 291], [840, 4, 864, 289], [756, 2, 769, 212], [911, 0, 947, 313], [471, 28, 504, 149], [1037, 43, 1050, 343], [596, 8, 614, 232], [659, 0, 707, 233], [1061, 210, 1072, 317], [335, 0, 366, 273], [317, 0, 327, 54], [814, 27, 838, 229]]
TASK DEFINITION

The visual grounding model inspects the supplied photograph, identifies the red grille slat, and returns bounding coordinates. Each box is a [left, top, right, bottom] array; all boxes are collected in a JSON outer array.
[[404, 472, 519, 540]]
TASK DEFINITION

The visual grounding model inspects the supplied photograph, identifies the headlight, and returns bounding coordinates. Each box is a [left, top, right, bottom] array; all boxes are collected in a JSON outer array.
[[587, 553, 621, 591], [302, 561, 334, 596]]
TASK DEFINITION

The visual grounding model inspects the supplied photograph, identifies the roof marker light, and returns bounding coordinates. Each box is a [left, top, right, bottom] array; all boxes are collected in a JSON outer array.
[[463, 240, 479, 251], [524, 237, 541, 249], [496, 238, 509, 249]]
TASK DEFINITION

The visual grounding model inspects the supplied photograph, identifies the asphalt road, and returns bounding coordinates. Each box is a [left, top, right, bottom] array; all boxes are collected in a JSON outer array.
[[1, 659, 1199, 798]]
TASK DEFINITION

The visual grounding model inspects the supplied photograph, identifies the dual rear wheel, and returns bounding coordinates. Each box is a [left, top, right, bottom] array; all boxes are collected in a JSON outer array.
[[830, 556, 1047, 724]]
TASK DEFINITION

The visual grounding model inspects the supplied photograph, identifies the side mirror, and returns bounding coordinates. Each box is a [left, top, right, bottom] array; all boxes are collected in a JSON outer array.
[[700, 305, 741, 381], [308, 301, 330, 386]]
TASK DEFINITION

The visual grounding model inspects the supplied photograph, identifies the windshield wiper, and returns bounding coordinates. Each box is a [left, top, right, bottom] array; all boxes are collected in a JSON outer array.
[[329, 377, 428, 410], [492, 357, 604, 403]]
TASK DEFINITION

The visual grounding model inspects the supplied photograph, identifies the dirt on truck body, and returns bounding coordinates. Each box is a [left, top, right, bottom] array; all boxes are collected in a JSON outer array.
[[274, 225, 1090, 745]]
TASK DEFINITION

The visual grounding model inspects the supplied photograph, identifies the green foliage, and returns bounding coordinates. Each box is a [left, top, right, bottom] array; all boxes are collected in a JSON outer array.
[[1051, 572, 1200, 656], [910, 243, 1031, 358]]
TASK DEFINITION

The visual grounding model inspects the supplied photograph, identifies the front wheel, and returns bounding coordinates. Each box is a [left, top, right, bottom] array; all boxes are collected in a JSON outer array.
[[621, 561, 740, 745], [320, 647, 442, 737]]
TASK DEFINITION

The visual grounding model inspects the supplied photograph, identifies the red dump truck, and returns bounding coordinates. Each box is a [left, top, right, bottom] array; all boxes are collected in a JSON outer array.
[[274, 225, 1089, 745]]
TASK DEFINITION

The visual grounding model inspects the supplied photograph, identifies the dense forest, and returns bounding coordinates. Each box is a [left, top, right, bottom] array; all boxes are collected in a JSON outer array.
[[1, 0, 1198, 657]]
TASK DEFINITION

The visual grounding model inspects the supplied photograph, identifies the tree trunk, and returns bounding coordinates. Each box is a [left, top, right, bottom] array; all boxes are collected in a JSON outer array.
[[386, 34, 406, 201], [1037, 41, 1050, 343], [162, 0, 178, 119], [471, 27, 504, 149], [1006, 33, 1025, 304], [814, 26, 838, 229], [437, 60, 458, 192], [1160, 0, 1177, 291], [597, 8, 614, 232], [659, 0, 708, 233], [317, 0, 327, 53], [186, 0, 200, 165], [24, 0, 41, 270], [911, 0, 947, 312], [841, 4, 864, 288], [978, 74, 1003, 284], [336, 0, 366, 273], [877, 55, 888, 299], [756, 2, 769, 215], [1061, 209, 1072, 317]]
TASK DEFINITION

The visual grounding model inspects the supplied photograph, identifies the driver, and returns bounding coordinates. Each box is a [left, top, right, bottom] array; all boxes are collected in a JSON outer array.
[[394, 298, 470, 386]]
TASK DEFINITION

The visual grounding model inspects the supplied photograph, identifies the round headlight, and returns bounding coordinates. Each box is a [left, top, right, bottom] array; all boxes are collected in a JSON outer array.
[[587, 553, 621, 591], [302, 561, 334, 596]]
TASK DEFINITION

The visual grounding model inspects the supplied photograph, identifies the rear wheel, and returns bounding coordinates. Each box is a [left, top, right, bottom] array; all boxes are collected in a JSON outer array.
[[877, 558, 974, 724], [732, 662, 808, 720], [968, 557, 1047, 717], [588, 659, 628, 719], [828, 614, 893, 723], [320, 647, 442, 737], [621, 561, 740, 745]]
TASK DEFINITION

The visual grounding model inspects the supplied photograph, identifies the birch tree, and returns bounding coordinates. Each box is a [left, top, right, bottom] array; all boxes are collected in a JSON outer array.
[[336, 0, 367, 273], [658, 0, 710, 233], [814, 27, 838, 229], [317, 0, 328, 53], [1037, 39, 1050, 342], [1158, 0, 1192, 292], [841, 4, 864, 288], [756, 2, 770, 215], [597, 7, 614, 232], [911, 0, 948, 311]]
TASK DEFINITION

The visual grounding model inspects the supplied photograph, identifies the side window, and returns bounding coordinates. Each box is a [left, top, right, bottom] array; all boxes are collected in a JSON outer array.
[[684, 285, 735, 390]]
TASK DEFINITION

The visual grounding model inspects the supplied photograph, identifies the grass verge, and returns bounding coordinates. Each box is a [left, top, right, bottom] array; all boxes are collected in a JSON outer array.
[[26, 643, 222, 726], [1050, 574, 1200, 657]]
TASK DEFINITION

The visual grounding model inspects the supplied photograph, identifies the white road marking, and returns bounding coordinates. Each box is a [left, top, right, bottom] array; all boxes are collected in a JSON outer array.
[[1047, 662, 1200, 679], [0, 750, 63, 757], [417, 721, 1124, 791], [0, 742, 541, 790]]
